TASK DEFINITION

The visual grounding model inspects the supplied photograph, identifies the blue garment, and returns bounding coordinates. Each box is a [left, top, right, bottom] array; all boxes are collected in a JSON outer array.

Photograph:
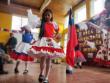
[[22, 32, 33, 43]]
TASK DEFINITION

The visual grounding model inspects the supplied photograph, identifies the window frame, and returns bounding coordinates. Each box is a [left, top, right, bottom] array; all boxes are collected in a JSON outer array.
[[74, 3, 87, 23], [11, 15, 39, 33], [90, 0, 105, 17]]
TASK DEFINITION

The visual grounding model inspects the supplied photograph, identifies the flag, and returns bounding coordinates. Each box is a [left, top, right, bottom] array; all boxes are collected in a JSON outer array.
[[66, 9, 78, 67]]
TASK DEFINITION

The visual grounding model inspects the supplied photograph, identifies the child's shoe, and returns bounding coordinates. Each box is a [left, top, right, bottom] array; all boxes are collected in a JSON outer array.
[[23, 70, 28, 74], [43, 78, 49, 83], [14, 68, 19, 74], [38, 74, 45, 82], [74, 65, 78, 68]]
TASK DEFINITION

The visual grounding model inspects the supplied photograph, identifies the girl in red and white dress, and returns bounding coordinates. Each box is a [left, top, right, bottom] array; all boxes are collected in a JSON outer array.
[[74, 44, 86, 69], [9, 26, 35, 74], [29, 9, 65, 83]]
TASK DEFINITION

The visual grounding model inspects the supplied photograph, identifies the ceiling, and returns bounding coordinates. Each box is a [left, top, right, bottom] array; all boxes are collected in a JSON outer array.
[[0, 0, 83, 23]]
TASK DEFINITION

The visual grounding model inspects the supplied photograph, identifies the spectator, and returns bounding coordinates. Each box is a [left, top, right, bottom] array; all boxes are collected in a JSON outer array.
[[0, 43, 8, 74], [5, 33, 17, 52]]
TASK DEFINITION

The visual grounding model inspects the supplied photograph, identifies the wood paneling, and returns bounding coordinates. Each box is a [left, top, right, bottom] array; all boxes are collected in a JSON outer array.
[[0, 3, 41, 16], [0, 0, 82, 23], [13, 0, 44, 9]]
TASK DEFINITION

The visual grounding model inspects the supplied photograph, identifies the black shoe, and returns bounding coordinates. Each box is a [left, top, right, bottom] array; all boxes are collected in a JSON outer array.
[[23, 70, 28, 74], [38, 74, 45, 82], [14, 68, 19, 74], [74, 66, 78, 68], [0, 71, 8, 74], [79, 66, 82, 69], [66, 69, 73, 74], [43, 79, 49, 83]]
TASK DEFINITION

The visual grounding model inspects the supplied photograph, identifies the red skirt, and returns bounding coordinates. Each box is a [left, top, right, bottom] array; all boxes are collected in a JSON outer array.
[[75, 51, 86, 63], [9, 50, 34, 61]]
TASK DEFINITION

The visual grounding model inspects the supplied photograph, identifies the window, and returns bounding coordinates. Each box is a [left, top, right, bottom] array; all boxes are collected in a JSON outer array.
[[90, 0, 105, 17], [74, 4, 86, 23], [12, 15, 28, 30], [64, 16, 69, 29], [11, 15, 39, 33]]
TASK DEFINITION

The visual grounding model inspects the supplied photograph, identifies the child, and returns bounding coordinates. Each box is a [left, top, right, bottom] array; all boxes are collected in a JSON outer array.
[[0, 43, 8, 74], [9, 25, 34, 74], [74, 44, 86, 69], [29, 9, 65, 83]]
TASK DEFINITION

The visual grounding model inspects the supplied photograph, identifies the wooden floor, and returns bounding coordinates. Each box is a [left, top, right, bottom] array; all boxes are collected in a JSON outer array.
[[0, 63, 110, 83]]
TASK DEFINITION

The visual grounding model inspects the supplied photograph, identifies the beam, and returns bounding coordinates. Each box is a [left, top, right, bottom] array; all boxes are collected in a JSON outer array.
[[40, 0, 51, 13], [0, 2, 65, 23], [12, 1, 40, 11], [0, 3, 41, 17], [86, 0, 91, 19], [72, 0, 85, 10]]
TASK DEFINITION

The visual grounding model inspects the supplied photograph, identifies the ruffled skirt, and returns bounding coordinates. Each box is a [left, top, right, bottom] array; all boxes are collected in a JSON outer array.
[[9, 42, 34, 61], [75, 51, 86, 63], [29, 37, 65, 59]]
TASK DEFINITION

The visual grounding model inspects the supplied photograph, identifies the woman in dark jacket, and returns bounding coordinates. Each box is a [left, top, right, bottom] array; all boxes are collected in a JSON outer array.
[[0, 43, 8, 74], [5, 33, 17, 51]]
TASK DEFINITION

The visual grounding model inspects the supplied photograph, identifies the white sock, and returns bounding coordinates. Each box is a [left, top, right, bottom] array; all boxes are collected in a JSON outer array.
[[45, 77, 48, 80]]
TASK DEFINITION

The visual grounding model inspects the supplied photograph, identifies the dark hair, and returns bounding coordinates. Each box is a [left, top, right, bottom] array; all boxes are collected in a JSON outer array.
[[42, 9, 53, 22], [39, 9, 53, 39], [75, 24, 80, 29], [75, 44, 80, 51]]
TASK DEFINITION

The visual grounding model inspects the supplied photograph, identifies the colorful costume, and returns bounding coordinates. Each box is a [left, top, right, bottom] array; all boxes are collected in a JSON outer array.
[[75, 50, 86, 63], [74, 45, 86, 63], [30, 22, 65, 59], [93, 10, 110, 66], [9, 32, 34, 61]]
